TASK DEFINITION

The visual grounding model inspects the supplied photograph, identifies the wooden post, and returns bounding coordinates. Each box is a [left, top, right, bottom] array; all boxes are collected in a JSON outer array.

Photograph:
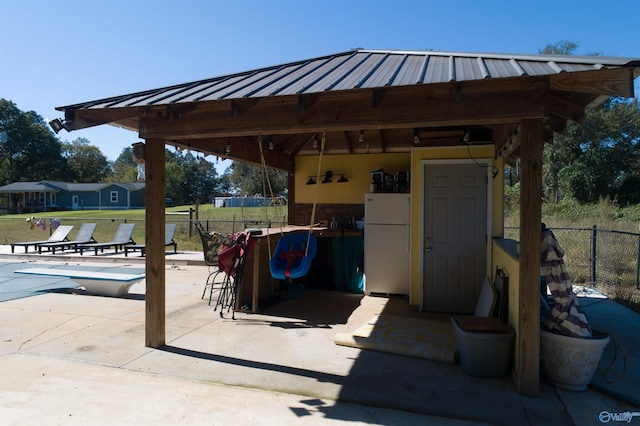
[[144, 139, 166, 348], [517, 118, 543, 396]]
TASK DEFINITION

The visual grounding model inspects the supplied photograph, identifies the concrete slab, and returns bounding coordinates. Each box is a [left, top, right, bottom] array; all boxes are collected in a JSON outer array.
[[2, 354, 478, 426], [580, 297, 640, 406], [1, 248, 639, 425]]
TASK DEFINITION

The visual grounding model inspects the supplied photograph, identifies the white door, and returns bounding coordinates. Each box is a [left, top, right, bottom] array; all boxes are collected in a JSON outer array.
[[72, 195, 79, 210], [422, 162, 488, 313]]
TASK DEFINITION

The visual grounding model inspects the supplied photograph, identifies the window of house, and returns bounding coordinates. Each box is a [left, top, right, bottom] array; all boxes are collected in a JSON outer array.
[[50, 193, 57, 205], [110, 191, 118, 203], [39, 193, 45, 203]]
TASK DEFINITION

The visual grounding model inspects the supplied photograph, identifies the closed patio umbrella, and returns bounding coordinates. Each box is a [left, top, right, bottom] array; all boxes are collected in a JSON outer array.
[[540, 226, 592, 338]]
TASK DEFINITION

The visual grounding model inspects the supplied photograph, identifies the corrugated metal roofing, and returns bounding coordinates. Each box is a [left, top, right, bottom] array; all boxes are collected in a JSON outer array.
[[58, 49, 639, 111]]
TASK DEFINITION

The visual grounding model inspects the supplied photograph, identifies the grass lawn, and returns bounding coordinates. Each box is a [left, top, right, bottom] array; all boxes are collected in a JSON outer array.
[[0, 204, 288, 252]]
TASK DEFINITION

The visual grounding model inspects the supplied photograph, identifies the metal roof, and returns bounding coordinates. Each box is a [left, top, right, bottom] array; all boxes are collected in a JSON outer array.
[[57, 49, 640, 111], [53, 48, 639, 167]]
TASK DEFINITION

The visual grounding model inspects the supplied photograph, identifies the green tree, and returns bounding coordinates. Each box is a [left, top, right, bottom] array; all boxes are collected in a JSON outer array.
[[540, 41, 582, 203], [165, 160, 187, 203], [62, 137, 112, 182], [111, 146, 222, 204], [217, 168, 233, 194], [539, 40, 579, 55], [111, 147, 139, 182], [557, 98, 640, 204], [538, 42, 640, 205], [0, 99, 68, 184], [165, 149, 219, 204], [227, 161, 287, 197]]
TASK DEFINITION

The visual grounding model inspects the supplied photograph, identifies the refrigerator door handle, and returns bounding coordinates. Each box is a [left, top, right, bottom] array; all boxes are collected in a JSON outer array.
[[406, 197, 410, 251]]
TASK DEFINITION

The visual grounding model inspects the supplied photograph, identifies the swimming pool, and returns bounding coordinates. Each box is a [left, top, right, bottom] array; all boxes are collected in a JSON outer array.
[[0, 261, 145, 302]]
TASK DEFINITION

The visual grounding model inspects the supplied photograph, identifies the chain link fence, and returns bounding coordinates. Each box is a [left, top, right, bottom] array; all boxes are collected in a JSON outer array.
[[4, 216, 637, 312], [506, 226, 640, 313]]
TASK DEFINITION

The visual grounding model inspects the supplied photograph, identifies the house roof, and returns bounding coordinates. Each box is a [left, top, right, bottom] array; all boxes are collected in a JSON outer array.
[[0, 181, 145, 193], [0, 182, 54, 193], [112, 182, 145, 191], [55, 48, 639, 170]]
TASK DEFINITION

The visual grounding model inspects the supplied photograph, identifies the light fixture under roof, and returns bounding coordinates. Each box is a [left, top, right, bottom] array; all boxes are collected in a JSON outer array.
[[48, 118, 65, 134], [306, 170, 348, 184]]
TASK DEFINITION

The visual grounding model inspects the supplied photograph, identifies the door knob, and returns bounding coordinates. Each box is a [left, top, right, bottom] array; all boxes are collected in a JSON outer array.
[[425, 247, 432, 253]]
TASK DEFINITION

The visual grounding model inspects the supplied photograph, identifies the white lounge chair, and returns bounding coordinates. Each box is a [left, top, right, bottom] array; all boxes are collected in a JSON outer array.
[[37, 223, 98, 254], [10, 225, 74, 253], [77, 223, 136, 255], [124, 223, 177, 257]]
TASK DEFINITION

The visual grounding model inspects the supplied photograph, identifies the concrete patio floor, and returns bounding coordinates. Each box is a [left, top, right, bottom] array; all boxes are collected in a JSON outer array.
[[0, 248, 638, 425]]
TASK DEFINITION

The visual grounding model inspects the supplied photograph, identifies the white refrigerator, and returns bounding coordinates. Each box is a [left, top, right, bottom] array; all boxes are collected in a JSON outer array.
[[364, 193, 411, 295]]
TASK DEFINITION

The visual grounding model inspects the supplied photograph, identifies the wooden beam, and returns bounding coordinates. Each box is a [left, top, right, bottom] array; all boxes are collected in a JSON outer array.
[[545, 94, 586, 123], [144, 139, 166, 348], [180, 137, 294, 171], [516, 118, 543, 396], [278, 133, 313, 156], [543, 114, 569, 135], [340, 131, 353, 154], [418, 129, 466, 139], [67, 107, 138, 131], [491, 124, 518, 155], [550, 68, 635, 98], [376, 129, 386, 153], [139, 83, 547, 140]]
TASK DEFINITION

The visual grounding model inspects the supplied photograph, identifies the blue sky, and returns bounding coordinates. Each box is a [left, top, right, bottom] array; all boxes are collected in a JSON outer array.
[[1, 0, 638, 174]]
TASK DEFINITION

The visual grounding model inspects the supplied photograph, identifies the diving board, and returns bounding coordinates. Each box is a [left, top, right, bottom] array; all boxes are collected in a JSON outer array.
[[14, 268, 145, 297]]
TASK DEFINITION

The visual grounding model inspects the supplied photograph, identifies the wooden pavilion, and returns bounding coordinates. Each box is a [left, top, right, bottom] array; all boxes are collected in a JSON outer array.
[[53, 49, 639, 395]]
